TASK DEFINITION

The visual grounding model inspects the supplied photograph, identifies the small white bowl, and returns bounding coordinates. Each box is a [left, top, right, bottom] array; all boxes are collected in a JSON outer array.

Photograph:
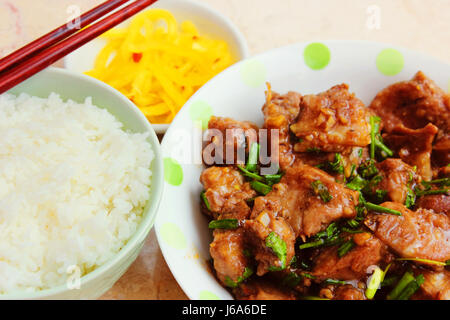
[[64, 0, 250, 134]]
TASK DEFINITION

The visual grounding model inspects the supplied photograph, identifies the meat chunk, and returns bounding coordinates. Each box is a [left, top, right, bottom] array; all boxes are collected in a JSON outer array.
[[290, 84, 371, 153], [369, 71, 450, 137], [234, 278, 297, 300], [210, 229, 250, 287], [375, 159, 420, 204], [432, 135, 450, 168], [312, 234, 389, 281], [383, 124, 438, 180], [416, 194, 450, 217], [332, 285, 366, 300], [262, 85, 302, 170], [254, 165, 359, 238], [418, 270, 450, 300], [200, 166, 256, 219], [244, 211, 295, 276], [365, 202, 450, 263], [203, 116, 258, 166]]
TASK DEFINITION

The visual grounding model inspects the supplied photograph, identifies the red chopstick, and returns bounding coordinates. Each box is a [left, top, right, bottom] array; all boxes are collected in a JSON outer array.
[[0, 0, 157, 94], [0, 0, 130, 74]]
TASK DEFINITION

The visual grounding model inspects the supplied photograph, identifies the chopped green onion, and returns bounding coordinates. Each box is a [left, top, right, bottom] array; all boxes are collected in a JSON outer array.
[[224, 267, 253, 288], [370, 116, 393, 158], [381, 275, 399, 287], [415, 188, 449, 197], [359, 160, 379, 179], [397, 274, 425, 300], [330, 153, 344, 174], [208, 219, 239, 230], [421, 178, 450, 188], [370, 116, 379, 159], [347, 219, 360, 228], [250, 180, 272, 195], [387, 271, 415, 300], [264, 174, 283, 185], [302, 273, 316, 279], [396, 257, 446, 266], [201, 191, 211, 211], [365, 266, 384, 299], [365, 202, 402, 216], [265, 232, 287, 270], [374, 139, 394, 157], [346, 175, 367, 191], [246, 143, 260, 172], [337, 240, 355, 257], [405, 187, 416, 208], [324, 278, 347, 285], [237, 165, 264, 181], [358, 148, 363, 158], [311, 180, 333, 203], [299, 239, 325, 250]]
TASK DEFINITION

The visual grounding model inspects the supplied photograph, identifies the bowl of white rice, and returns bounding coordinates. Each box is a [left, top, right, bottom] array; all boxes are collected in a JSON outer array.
[[0, 67, 163, 299]]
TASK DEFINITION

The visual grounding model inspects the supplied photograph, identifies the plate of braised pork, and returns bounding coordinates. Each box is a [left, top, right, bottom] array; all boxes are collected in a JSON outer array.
[[156, 41, 449, 300]]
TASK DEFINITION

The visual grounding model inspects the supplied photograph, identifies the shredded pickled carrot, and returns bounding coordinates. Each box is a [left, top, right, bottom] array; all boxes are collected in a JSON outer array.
[[85, 9, 235, 124]]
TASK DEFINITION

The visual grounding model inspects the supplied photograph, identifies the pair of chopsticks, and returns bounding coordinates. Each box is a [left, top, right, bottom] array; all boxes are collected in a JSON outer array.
[[0, 0, 158, 94]]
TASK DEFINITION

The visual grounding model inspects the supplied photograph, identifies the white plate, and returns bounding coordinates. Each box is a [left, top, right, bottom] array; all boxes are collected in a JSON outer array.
[[64, 0, 250, 134], [155, 40, 450, 300]]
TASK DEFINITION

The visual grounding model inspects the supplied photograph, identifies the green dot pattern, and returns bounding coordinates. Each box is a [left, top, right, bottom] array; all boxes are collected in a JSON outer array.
[[303, 43, 331, 70], [163, 157, 183, 186], [376, 48, 404, 76], [240, 59, 267, 88], [199, 290, 220, 300], [160, 222, 187, 250], [189, 100, 212, 129]]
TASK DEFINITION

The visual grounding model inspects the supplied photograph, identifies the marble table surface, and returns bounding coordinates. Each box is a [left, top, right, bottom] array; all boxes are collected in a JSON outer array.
[[0, 0, 449, 300]]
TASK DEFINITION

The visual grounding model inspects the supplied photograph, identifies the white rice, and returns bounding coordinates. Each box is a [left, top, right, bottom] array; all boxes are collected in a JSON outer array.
[[0, 92, 153, 294]]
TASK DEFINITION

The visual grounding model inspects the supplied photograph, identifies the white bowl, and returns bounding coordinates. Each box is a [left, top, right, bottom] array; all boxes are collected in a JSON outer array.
[[154, 40, 450, 300], [64, 0, 250, 134], [2, 67, 164, 299]]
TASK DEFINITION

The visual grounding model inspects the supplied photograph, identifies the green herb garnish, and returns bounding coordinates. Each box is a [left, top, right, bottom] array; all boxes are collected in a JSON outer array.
[[264, 174, 283, 185], [324, 279, 347, 285], [405, 187, 416, 208], [346, 175, 367, 191], [237, 165, 264, 181], [311, 180, 333, 203], [224, 267, 253, 288], [201, 191, 211, 211], [250, 180, 272, 195], [246, 142, 260, 172], [397, 274, 425, 300], [387, 271, 415, 300], [208, 219, 239, 230], [370, 116, 393, 159], [265, 232, 287, 270], [365, 202, 402, 216], [337, 239, 355, 257]]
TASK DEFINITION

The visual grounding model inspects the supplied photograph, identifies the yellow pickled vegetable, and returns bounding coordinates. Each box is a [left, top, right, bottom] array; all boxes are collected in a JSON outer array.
[[85, 9, 235, 124]]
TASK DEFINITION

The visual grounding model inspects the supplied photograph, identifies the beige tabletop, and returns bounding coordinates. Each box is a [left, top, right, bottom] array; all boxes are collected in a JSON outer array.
[[0, 0, 449, 300]]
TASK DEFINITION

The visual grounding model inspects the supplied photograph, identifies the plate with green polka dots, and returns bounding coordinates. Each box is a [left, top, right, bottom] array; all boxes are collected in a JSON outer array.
[[155, 41, 450, 300]]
